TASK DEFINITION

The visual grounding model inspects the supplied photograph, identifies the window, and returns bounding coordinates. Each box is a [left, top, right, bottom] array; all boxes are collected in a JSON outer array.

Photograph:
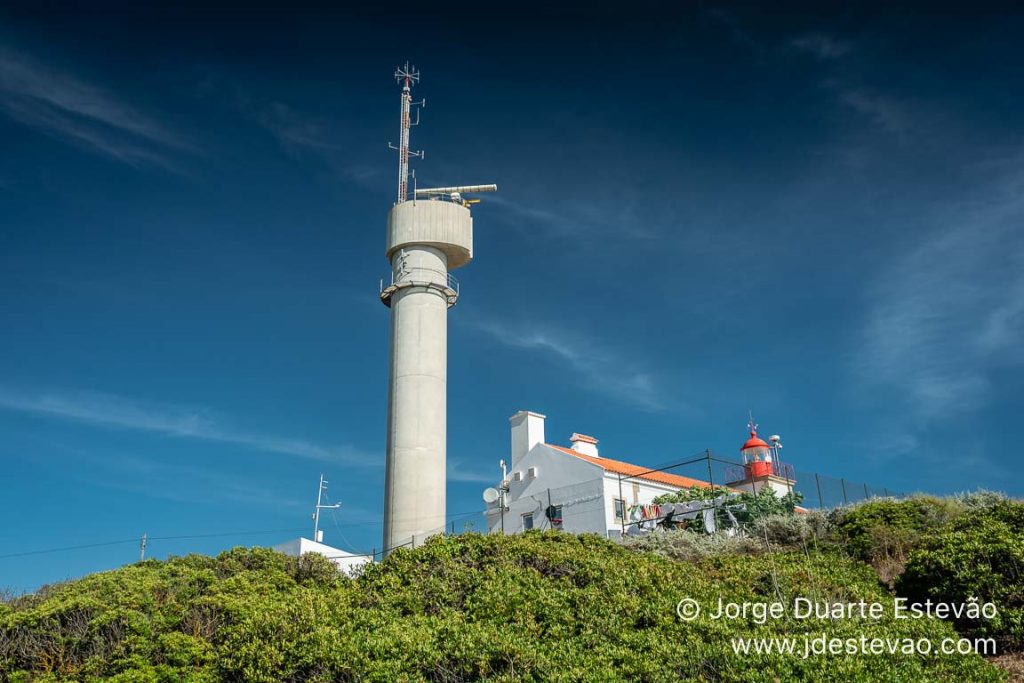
[[613, 498, 626, 520], [546, 504, 563, 529], [522, 512, 534, 530], [527, 466, 538, 479]]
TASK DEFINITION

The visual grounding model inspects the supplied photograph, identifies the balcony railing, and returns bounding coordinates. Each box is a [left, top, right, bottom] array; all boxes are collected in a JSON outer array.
[[724, 460, 795, 483], [379, 271, 459, 308]]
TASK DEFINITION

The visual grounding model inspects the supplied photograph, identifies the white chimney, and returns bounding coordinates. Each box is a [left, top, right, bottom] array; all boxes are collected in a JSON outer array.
[[510, 410, 545, 467], [569, 433, 599, 457]]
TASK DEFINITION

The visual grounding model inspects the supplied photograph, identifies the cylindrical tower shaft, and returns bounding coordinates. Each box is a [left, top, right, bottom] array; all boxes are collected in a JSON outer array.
[[380, 198, 472, 553], [382, 246, 449, 549]]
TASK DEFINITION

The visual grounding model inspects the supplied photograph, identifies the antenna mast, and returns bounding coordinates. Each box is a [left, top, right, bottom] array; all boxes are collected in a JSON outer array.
[[312, 473, 341, 543], [389, 62, 424, 204]]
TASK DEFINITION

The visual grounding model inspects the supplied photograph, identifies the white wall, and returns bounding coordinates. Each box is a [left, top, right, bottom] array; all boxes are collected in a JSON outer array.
[[487, 444, 694, 538], [273, 538, 372, 576], [486, 444, 607, 535], [600, 474, 684, 536]]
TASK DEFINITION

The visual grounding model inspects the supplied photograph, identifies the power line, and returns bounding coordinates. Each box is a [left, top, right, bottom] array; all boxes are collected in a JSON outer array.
[[147, 527, 307, 542], [0, 509, 487, 562], [0, 527, 306, 561], [0, 538, 139, 560]]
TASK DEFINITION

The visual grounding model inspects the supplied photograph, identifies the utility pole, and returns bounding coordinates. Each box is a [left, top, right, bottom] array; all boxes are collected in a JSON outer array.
[[139, 532, 147, 562], [312, 474, 341, 543], [546, 488, 553, 530], [705, 449, 716, 533], [618, 473, 625, 538], [499, 459, 508, 535]]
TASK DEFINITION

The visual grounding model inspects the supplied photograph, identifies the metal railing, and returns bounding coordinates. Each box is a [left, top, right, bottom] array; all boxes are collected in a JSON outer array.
[[379, 270, 458, 292], [723, 460, 796, 483], [379, 271, 459, 307], [613, 449, 907, 514]]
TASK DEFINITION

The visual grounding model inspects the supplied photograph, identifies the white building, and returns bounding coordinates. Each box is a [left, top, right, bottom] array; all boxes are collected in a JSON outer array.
[[485, 411, 721, 538], [273, 537, 373, 576]]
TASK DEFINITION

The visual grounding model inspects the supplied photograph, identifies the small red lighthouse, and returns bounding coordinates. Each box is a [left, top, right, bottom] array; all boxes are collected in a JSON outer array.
[[726, 414, 796, 496]]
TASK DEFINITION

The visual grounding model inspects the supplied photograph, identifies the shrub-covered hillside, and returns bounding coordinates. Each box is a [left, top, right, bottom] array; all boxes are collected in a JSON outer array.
[[0, 531, 1006, 682]]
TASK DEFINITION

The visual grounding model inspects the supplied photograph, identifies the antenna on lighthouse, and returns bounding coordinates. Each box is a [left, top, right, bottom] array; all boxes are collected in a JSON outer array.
[[388, 62, 425, 204], [747, 410, 758, 436]]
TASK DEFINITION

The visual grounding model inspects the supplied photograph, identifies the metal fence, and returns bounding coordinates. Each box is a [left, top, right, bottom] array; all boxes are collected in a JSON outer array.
[[614, 449, 907, 511], [333, 452, 908, 559]]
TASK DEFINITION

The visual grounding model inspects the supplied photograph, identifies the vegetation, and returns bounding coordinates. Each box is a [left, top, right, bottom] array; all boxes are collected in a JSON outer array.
[[651, 485, 805, 532], [0, 532, 1006, 682], [633, 489, 1024, 660], [622, 510, 830, 563], [897, 500, 1024, 651], [828, 495, 965, 583], [1, 491, 1020, 682]]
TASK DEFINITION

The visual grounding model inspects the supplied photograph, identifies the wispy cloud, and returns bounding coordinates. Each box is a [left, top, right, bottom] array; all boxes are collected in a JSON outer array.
[[790, 32, 853, 60], [486, 193, 660, 243], [486, 195, 577, 237], [448, 458, 496, 484], [855, 159, 1024, 421], [256, 101, 342, 158], [703, 8, 761, 54], [0, 48, 190, 169], [829, 84, 908, 134], [258, 101, 381, 186], [470, 319, 671, 412], [786, 31, 910, 136], [0, 386, 376, 466], [49, 446, 309, 509]]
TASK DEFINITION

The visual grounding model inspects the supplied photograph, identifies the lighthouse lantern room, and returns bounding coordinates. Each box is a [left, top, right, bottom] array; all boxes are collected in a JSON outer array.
[[725, 415, 796, 497]]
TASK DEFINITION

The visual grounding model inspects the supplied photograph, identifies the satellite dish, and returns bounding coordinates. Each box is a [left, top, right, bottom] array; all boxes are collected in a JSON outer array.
[[769, 435, 782, 444], [482, 487, 500, 504]]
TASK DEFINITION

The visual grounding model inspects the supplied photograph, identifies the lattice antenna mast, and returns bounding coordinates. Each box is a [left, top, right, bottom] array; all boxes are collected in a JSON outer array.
[[389, 63, 425, 204]]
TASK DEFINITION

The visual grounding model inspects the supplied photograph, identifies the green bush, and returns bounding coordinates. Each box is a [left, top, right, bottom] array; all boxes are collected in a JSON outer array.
[[623, 512, 829, 562], [831, 497, 967, 559], [828, 496, 971, 585], [750, 511, 830, 548], [622, 529, 765, 562], [0, 534, 1004, 682], [953, 490, 1009, 510], [897, 500, 1024, 651]]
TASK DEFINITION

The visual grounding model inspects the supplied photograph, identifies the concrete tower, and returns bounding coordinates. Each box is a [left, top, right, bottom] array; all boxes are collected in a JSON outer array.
[[380, 64, 495, 553]]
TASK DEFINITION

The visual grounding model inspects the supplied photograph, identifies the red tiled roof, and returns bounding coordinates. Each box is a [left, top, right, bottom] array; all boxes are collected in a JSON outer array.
[[547, 444, 715, 489]]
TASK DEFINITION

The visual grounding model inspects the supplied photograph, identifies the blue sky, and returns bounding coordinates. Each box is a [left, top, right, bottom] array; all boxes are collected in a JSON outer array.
[[1, 2, 1022, 591]]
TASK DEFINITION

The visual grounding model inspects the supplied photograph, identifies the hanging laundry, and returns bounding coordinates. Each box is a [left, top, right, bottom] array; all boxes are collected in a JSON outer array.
[[702, 507, 717, 534]]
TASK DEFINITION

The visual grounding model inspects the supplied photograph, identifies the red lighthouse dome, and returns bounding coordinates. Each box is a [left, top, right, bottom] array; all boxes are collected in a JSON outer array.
[[741, 432, 769, 452], [741, 417, 773, 478]]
